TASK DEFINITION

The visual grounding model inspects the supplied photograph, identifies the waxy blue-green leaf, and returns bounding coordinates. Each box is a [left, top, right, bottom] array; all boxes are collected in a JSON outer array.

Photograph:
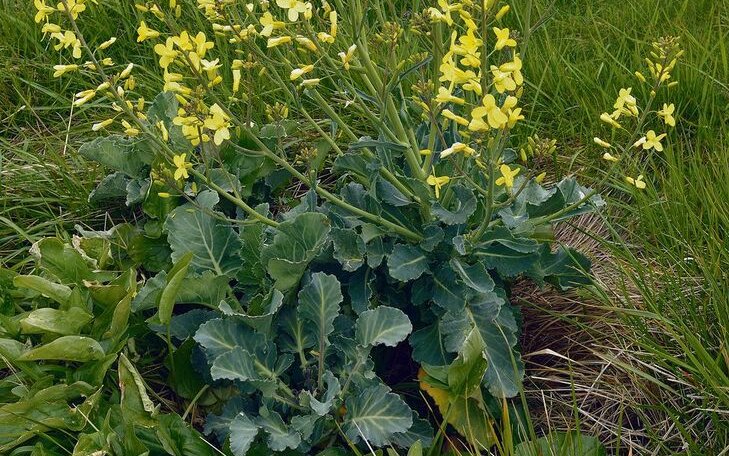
[[229, 413, 259, 456], [257, 408, 302, 452], [219, 289, 284, 335], [542, 246, 592, 290], [261, 212, 331, 290], [343, 384, 413, 447], [432, 184, 477, 225], [409, 324, 450, 366], [302, 371, 341, 416], [449, 258, 495, 294], [298, 273, 343, 364], [78, 135, 152, 178], [164, 191, 242, 276], [356, 306, 412, 347], [331, 228, 366, 272], [194, 318, 266, 359], [388, 244, 429, 282], [17, 336, 105, 362], [210, 347, 269, 382]]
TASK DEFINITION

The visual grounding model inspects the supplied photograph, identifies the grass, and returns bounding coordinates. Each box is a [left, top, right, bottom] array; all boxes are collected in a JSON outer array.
[[0, 0, 728, 453]]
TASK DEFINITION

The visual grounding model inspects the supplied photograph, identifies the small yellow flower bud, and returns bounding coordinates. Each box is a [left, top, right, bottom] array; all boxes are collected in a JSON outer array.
[[98, 37, 117, 50], [535, 172, 547, 184], [634, 71, 646, 83], [290, 64, 315, 81], [593, 137, 612, 148], [267, 36, 292, 48], [495, 5, 511, 20], [92, 118, 114, 131], [602, 152, 619, 162], [300, 78, 321, 87]]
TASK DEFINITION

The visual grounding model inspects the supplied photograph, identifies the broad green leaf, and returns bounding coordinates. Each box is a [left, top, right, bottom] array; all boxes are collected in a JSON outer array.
[[158, 252, 193, 325], [476, 243, 541, 277], [118, 354, 157, 425], [155, 413, 216, 456], [256, 408, 302, 451], [347, 267, 373, 314], [356, 306, 412, 347], [30, 238, 93, 285], [19, 307, 92, 335], [449, 258, 495, 294], [13, 275, 72, 306], [302, 370, 341, 416], [388, 244, 429, 282], [88, 172, 130, 203], [229, 413, 259, 456], [542, 246, 592, 289], [298, 272, 343, 362], [331, 228, 366, 272], [210, 347, 272, 383], [261, 212, 331, 290], [18, 336, 105, 362], [78, 135, 152, 178], [164, 191, 242, 276], [431, 184, 477, 225], [219, 288, 284, 335], [194, 318, 266, 359], [514, 431, 606, 456], [409, 324, 450, 366], [431, 266, 469, 312], [343, 384, 413, 447]]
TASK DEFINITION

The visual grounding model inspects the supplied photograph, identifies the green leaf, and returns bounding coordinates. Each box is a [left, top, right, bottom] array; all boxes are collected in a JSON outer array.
[[220, 289, 284, 335], [79, 135, 152, 178], [229, 413, 260, 456], [542, 246, 592, 290], [13, 275, 72, 306], [302, 370, 341, 416], [409, 324, 450, 366], [514, 431, 606, 456], [356, 306, 412, 347], [118, 354, 158, 426], [210, 346, 272, 383], [158, 252, 193, 325], [30, 238, 93, 285], [298, 272, 343, 363], [331, 228, 366, 272], [343, 384, 413, 447], [262, 212, 331, 290], [19, 307, 92, 335], [256, 407, 302, 451], [17, 336, 105, 362], [164, 191, 242, 276], [388, 244, 429, 282], [194, 318, 267, 359], [155, 413, 216, 456], [431, 184, 477, 225], [449, 258, 495, 294]]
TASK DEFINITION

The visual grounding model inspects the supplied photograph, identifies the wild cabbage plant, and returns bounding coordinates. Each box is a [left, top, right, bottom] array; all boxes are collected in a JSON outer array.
[[32, 0, 679, 453]]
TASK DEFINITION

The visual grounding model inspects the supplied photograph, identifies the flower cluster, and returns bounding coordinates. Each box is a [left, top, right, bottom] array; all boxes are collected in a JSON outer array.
[[593, 37, 682, 190]]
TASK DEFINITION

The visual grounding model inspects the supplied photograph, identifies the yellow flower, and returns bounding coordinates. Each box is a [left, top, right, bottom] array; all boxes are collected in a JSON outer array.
[[201, 58, 221, 79], [173, 153, 192, 180], [154, 38, 179, 69], [491, 65, 516, 93], [339, 44, 357, 70], [593, 137, 611, 148], [441, 109, 469, 127], [276, 0, 309, 22], [435, 86, 465, 105], [34, 0, 55, 23], [52, 64, 78, 77], [657, 103, 676, 127], [290, 64, 314, 80], [98, 37, 117, 50], [52, 30, 82, 58], [441, 142, 476, 158], [469, 94, 508, 131], [259, 11, 285, 37], [267, 36, 292, 48], [495, 164, 520, 189], [91, 118, 114, 131], [625, 174, 646, 189], [633, 130, 666, 152], [58, 0, 85, 19], [295, 36, 317, 52], [493, 27, 516, 51], [614, 88, 638, 117], [602, 152, 619, 162], [137, 21, 160, 42], [427, 0, 460, 26], [204, 103, 231, 145], [427, 174, 450, 198]]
